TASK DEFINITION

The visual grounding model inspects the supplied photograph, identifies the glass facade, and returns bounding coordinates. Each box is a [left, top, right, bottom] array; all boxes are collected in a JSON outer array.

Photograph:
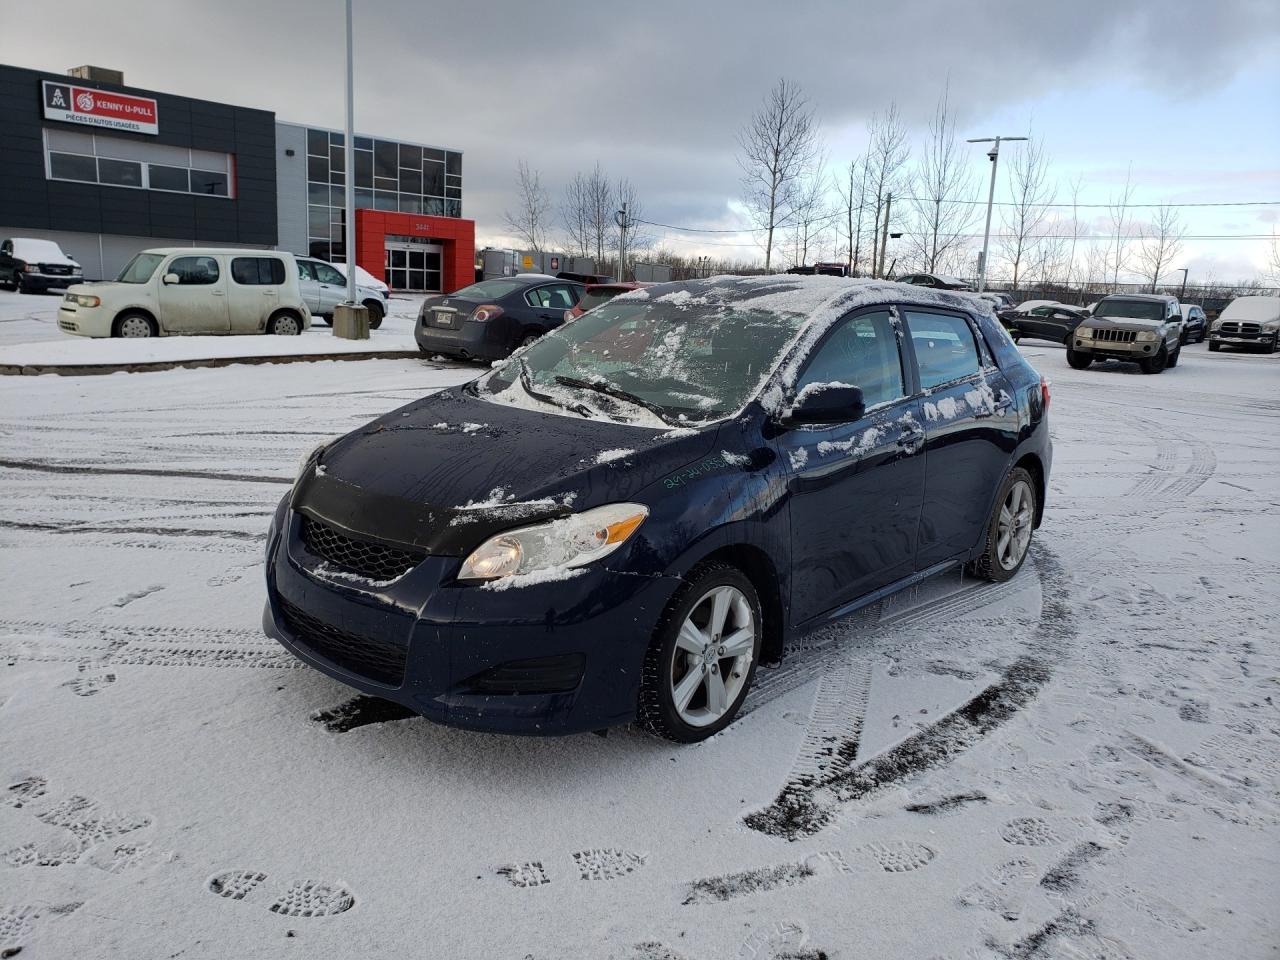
[[305, 127, 462, 262]]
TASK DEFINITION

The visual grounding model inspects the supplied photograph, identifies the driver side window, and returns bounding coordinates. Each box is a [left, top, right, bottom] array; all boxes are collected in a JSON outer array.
[[794, 310, 905, 409]]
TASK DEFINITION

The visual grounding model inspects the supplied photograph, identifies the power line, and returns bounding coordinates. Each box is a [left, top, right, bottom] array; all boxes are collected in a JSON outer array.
[[652, 230, 1276, 249]]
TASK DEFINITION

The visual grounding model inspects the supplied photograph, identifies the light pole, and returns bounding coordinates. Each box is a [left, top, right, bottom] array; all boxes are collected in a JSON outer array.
[[1175, 267, 1189, 300], [333, 0, 369, 339], [967, 135, 1026, 293], [614, 202, 629, 282]]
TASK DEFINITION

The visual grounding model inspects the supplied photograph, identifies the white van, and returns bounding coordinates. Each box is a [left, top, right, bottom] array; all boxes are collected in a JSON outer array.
[[57, 248, 311, 338]]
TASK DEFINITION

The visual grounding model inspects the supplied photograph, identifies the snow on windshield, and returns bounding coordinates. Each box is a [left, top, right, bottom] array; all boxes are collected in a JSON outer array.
[[13, 239, 73, 262]]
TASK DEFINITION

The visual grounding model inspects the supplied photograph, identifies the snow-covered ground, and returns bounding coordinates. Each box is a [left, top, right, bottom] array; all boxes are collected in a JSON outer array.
[[0, 289, 430, 366], [1, 332, 1277, 959]]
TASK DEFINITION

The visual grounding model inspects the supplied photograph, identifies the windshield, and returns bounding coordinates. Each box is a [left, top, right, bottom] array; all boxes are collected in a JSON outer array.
[[449, 278, 528, 300], [1094, 299, 1165, 322], [476, 297, 808, 426], [115, 253, 165, 284]]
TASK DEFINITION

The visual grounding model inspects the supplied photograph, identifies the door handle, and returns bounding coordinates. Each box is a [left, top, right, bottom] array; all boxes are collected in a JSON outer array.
[[897, 425, 925, 450], [211, 290, 225, 296], [975, 390, 1013, 419]]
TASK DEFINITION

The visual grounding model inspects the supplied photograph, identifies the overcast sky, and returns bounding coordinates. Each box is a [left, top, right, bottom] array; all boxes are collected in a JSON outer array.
[[4, 0, 1279, 282]]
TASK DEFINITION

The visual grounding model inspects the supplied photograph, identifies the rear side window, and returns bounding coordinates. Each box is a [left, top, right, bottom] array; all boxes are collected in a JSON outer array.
[[313, 262, 345, 285], [905, 311, 981, 389], [168, 256, 220, 285], [231, 257, 286, 286], [526, 284, 580, 309]]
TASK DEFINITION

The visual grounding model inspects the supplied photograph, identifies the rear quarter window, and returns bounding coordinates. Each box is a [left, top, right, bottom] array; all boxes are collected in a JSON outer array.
[[231, 257, 287, 286]]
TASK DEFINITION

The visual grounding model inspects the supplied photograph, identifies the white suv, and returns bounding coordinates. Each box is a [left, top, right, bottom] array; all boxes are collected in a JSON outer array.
[[296, 257, 388, 329], [57, 248, 311, 338]]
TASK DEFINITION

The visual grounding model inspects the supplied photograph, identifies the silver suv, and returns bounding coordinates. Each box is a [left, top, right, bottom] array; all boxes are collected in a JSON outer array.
[[1067, 294, 1183, 374]]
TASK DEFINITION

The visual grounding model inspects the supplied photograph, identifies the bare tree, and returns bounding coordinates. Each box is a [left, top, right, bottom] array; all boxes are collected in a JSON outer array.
[[737, 78, 820, 272], [504, 159, 553, 253], [835, 155, 873, 275], [1060, 173, 1085, 290], [1105, 166, 1137, 290], [784, 161, 833, 268], [863, 104, 910, 278], [1265, 229, 1280, 282], [560, 163, 616, 263], [998, 135, 1054, 288], [905, 84, 978, 275], [1136, 205, 1186, 291]]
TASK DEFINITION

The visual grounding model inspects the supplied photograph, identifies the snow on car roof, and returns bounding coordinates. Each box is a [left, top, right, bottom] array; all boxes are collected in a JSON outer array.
[[1219, 295, 1280, 322]]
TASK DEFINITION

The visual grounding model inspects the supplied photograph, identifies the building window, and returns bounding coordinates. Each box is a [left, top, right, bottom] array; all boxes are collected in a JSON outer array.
[[43, 130, 234, 198]]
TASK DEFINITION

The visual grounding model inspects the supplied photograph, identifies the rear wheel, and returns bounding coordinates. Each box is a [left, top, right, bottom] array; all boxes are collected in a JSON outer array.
[[0, 271, 13, 291], [267, 312, 302, 335], [319, 315, 333, 327], [1066, 346, 1092, 369], [969, 467, 1037, 583], [1167, 343, 1181, 368], [638, 565, 762, 743], [1139, 344, 1168, 374]]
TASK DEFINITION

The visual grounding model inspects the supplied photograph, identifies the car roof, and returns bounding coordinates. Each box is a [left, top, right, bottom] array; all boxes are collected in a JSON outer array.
[[141, 247, 295, 256], [584, 281, 650, 291], [1098, 292, 1175, 303], [510, 273, 561, 282]]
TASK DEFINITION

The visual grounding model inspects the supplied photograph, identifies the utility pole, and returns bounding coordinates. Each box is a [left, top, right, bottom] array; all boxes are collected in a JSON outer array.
[[876, 192, 892, 279], [333, 0, 369, 339], [614, 202, 629, 282], [1176, 267, 1189, 300], [967, 135, 1027, 293]]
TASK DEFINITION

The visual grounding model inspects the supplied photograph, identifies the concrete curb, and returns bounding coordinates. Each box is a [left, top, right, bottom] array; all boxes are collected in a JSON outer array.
[[0, 349, 424, 377]]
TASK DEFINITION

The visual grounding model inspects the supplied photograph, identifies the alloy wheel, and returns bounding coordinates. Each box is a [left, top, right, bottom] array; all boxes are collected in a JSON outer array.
[[669, 585, 756, 728], [997, 479, 1034, 571], [272, 315, 300, 335]]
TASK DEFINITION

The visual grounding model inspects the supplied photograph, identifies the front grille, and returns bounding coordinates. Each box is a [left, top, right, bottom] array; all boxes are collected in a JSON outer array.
[[1219, 322, 1261, 334], [58, 319, 78, 332], [1093, 328, 1137, 343], [301, 515, 425, 582], [278, 597, 407, 685], [42, 264, 71, 275]]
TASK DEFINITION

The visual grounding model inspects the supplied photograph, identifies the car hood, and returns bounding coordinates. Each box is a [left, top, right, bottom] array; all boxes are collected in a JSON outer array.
[[65, 281, 133, 296], [292, 387, 718, 555]]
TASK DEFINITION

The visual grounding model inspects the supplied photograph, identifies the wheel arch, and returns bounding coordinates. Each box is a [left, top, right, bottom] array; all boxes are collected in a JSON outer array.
[[268, 307, 305, 332]]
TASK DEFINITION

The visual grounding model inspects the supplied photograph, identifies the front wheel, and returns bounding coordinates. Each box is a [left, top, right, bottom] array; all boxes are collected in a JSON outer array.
[[1066, 346, 1092, 369], [1139, 345, 1168, 374], [1208, 341, 1221, 352], [363, 300, 384, 330], [638, 565, 762, 743], [969, 467, 1037, 582], [15, 273, 32, 294], [1265, 335, 1278, 355]]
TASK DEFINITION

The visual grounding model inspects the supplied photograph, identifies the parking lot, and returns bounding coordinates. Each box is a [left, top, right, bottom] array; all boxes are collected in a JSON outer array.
[[1, 288, 1278, 959]]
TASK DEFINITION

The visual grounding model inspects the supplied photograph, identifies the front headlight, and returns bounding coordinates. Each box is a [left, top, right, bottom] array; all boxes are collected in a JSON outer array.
[[1136, 331, 1158, 342], [70, 294, 100, 307], [1075, 327, 1094, 339], [458, 503, 649, 582], [1262, 322, 1280, 333]]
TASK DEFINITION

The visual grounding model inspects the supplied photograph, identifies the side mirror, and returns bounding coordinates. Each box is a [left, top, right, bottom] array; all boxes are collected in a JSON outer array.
[[784, 384, 866, 425], [162, 272, 180, 285]]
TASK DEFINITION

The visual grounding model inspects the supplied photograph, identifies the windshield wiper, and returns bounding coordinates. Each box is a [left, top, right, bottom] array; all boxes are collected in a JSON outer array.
[[520, 359, 594, 418], [553, 374, 674, 424]]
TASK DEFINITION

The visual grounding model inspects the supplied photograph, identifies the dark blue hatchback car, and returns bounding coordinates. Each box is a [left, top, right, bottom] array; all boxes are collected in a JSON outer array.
[[264, 276, 1051, 742]]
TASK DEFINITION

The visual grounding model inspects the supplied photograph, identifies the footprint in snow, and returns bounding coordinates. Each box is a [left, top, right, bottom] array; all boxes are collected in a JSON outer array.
[[207, 870, 355, 917], [498, 848, 649, 888]]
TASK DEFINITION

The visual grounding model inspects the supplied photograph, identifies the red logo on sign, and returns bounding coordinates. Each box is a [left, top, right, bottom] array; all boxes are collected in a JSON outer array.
[[71, 87, 157, 123]]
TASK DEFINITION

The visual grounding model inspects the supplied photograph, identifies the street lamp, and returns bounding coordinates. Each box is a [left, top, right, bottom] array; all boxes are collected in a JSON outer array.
[[332, 0, 369, 339], [1175, 267, 1189, 300], [967, 136, 1027, 293]]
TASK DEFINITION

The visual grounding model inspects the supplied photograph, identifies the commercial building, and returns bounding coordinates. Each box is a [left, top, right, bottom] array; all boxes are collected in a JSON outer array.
[[0, 63, 474, 292]]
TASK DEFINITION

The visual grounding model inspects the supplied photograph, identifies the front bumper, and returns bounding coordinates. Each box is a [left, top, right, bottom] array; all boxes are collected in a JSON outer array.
[[1209, 331, 1276, 345], [22, 272, 81, 291], [56, 304, 112, 337], [1070, 336, 1162, 360], [263, 506, 682, 735]]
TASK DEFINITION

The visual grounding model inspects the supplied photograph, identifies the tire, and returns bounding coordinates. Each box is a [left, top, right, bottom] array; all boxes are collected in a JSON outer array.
[[637, 564, 763, 743], [520, 332, 541, 349], [363, 300, 384, 330], [319, 315, 333, 327], [1066, 346, 1092, 370], [114, 312, 156, 338], [1010, 331, 1021, 344], [1208, 341, 1220, 352], [1167, 343, 1181, 368], [968, 467, 1037, 583], [267, 312, 302, 335], [16, 273, 31, 294], [1179, 329, 1188, 346], [0, 271, 13, 292], [1139, 344, 1168, 374], [1266, 336, 1278, 355]]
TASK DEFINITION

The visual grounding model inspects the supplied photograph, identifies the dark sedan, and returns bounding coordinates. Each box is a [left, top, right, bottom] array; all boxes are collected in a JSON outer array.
[[416, 274, 585, 361], [265, 276, 1052, 742], [1004, 302, 1089, 344]]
